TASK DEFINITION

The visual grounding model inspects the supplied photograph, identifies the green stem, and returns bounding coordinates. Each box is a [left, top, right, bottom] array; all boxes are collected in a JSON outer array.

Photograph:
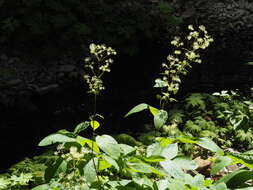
[[91, 94, 100, 183]]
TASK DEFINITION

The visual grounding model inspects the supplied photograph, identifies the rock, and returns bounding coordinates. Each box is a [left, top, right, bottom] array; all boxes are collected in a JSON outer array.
[[194, 156, 212, 176], [36, 84, 60, 96], [59, 64, 76, 73], [6, 79, 22, 87]]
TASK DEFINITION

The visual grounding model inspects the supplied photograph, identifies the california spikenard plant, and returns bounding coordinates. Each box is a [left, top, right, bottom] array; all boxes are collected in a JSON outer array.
[[126, 24, 214, 129], [2, 27, 253, 190]]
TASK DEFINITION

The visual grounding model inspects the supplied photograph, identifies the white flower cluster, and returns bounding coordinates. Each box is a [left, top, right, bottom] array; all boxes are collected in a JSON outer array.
[[58, 146, 90, 161], [155, 25, 213, 106], [84, 43, 116, 95]]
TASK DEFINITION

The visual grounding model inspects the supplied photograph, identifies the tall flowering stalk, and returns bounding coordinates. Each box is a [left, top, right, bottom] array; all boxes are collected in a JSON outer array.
[[83, 43, 116, 181], [155, 25, 213, 109]]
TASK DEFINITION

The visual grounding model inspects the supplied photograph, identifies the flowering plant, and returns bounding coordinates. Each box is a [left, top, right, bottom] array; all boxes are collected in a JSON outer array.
[[155, 25, 213, 108]]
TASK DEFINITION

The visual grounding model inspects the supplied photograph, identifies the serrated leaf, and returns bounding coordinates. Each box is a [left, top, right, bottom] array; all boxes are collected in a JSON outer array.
[[96, 135, 120, 159], [154, 110, 168, 129], [38, 134, 76, 146], [90, 120, 100, 130], [125, 103, 149, 117]]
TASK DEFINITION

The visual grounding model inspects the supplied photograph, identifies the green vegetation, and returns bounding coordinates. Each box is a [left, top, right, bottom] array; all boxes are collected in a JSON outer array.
[[1, 24, 253, 190]]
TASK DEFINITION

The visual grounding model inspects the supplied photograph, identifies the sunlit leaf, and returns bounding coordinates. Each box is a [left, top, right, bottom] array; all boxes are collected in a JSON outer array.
[[38, 134, 76, 146], [90, 120, 100, 130], [125, 103, 149, 117]]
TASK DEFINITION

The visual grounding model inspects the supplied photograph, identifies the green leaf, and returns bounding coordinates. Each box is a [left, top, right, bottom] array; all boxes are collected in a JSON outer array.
[[44, 158, 67, 182], [133, 175, 153, 188], [125, 103, 149, 117], [32, 184, 50, 190], [211, 156, 233, 176], [173, 156, 197, 170], [98, 159, 112, 171], [160, 159, 184, 178], [38, 134, 76, 146], [96, 135, 121, 159], [143, 155, 165, 163], [154, 110, 168, 129], [161, 143, 178, 160], [155, 180, 170, 190], [217, 169, 253, 188], [74, 122, 89, 134], [227, 154, 253, 169], [102, 155, 119, 171], [149, 106, 159, 116], [90, 120, 100, 130], [119, 144, 136, 155], [177, 136, 197, 144], [76, 136, 100, 153], [83, 158, 98, 183], [196, 138, 224, 155], [127, 162, 152, 173]]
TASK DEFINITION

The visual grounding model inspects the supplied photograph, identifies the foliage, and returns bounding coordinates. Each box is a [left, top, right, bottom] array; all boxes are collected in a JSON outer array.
[[2, 26, 253, 190], [161, 91, 253, 155]]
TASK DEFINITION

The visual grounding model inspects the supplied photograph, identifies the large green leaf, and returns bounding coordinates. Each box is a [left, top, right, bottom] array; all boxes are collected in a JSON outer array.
[[196, 138, 224, 155], [127, 162, 152, 173], [133, 175, 153, 188], [217, 169, 253, 188], [76, 136, 100, 153], [96, 135, 121, 159], [98, 159, 112, 171], [155, 179, 170, 190], [160, 159, 184, 178], [38, 133, 76, 146], [125, 103, 149, 117], [119, 144, 136, 155], [173, 156, 197, 170], [211, 156, 233, 176], [161, 143, 178, 160], [154, 110, 168, 129], [83, 158, 98, 183], [102, 155, 119, 171]]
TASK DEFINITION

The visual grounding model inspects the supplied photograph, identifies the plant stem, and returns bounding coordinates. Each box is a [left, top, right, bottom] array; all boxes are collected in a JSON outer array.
[[91, 94, 100, 183]]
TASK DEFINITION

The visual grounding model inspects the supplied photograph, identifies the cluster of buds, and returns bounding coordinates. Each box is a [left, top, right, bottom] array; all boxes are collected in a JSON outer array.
[[155, 25, 213, 107], [84, 43, 116, 95]]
